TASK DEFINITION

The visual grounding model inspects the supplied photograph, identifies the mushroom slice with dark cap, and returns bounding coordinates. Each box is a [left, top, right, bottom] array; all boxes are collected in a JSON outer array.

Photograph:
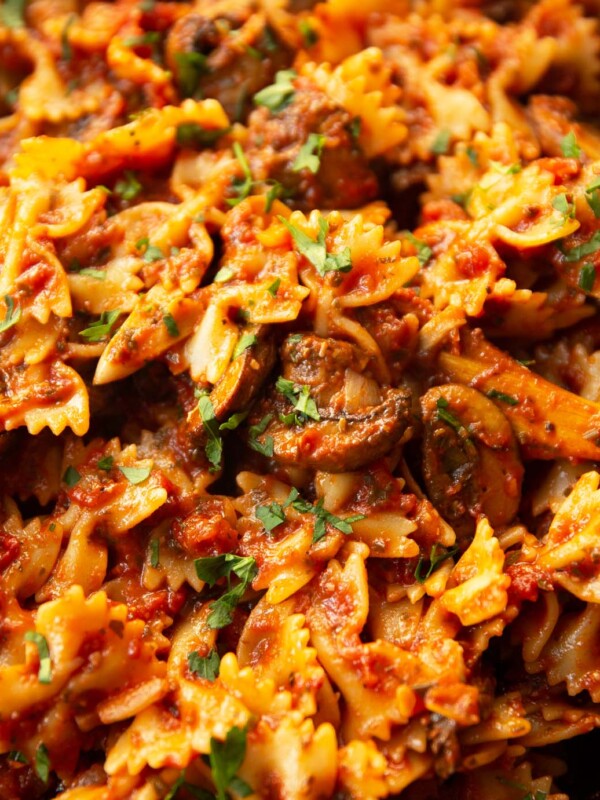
[[247, 333, 413, 472], [186, 324, 276, 439]]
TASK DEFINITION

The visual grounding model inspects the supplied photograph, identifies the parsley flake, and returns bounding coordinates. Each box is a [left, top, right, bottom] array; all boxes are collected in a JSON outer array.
[[1, 0, 25, 28], [0, 295, 21, 333], [61, 14, 75, 62], [210, 726, 252, 800], [414, 544, 459, 583], [188, 649, 220, 681], [579, 262, 596, 292], [232, 333, 257, 359], [256, 502, 286, 532], [149, 538, 160, 568], [299, 19, 318, 47], [24, 631, 51, 684], [585, 177, 600, 218], [552, 192, 575, 222], [80, 309, 121, 342], [284, 488, 365, 543], [163, 313, 180, 337], [227, 142, 254, 207], [174, 51, 208, 98], [97, 455, 114, 471], [560, 130, 581, 159], [114, 170, 142, 201], [136, 238, 165, 262], [194, 554, 258, 629], [403, 232, 432, 266], [197, 393, 223, 470], [248, 414, 274, 457], [436, 397, 464, 433], [293, 133, 325, 174], [254, 69, 296, 113], [276, 377, 320, 423], [279, 215, 352, 276], [118, 465, 151, 484], [63, 465, 81, 487], [219, 411, 249, 431], [267, 278, 281, 296], [487, 389, 518, 406], [78, 268, 106, 280], [559, 231, 600, 262], [176, 122, 230, 149], [431, 129, 451, 155], [35, 744, 50, 784]]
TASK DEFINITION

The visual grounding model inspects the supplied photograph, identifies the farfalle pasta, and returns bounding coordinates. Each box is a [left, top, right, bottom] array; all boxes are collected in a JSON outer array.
[[1, 0, 600, 798]]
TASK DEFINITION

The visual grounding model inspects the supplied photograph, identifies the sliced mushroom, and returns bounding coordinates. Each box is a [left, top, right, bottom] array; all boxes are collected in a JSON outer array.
[[420, 384, 524, 537], [186, 324, 276, 440], [248, 334, 413, 472], [165, 12, 292, 122], [210, 325, 276, 418]]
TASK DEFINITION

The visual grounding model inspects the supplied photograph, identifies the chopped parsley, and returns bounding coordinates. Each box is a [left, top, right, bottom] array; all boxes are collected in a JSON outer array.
[[80, 309, 120, 341], [264, 181, 285, 212], [135, 238, 165, 262], [284, 487, 365, 543], [188, 649, 220, 681], [35, 744, 50, 784], [255, 502, 286, 532], [114, 170, 142, 201], [579, 262, 596, 292], [559, 231, 600, 262], [174, 51, 208, 98], [78, 268, 106, 280], [149, 538, 160, 568], [585, 177, 600, 218], [176, 122, 229, 149], [486, 389, 518, 406], [254, 69, 296, 113], [403, 232, 432, 266], [267, 278, 281, 296], [293, 133, 325, 174], [197, 393, 223, 470], [24, 631, 51, 684], [560, 130, 581, 159], [490, 161, 522, 175], [276, 377, 320, 423], [97, 455, 114, 471], [63, 465, 81, 487], [248, 414, 274, 457], [0, 295, 21, 333], [232, 332, 257, 359], [299, 19, 318, 47], [552, 192, 575, 222], [123, 31, 161, 48], [214, 266, 236, 283], [61, 14, 75, 61], [1, 0, 25, 28], [279, 215, 352, 276], [8, 751, 27, 764], [119, 465, 151, 484], [465, 146, 479, 167], [414, 544, 459, 583], [219, 411, 249, 431], [436, 397, 464, 433], [194, 554, 258, 629], [348, 116, 361, 142], [210, 726, 252, 800], [431, 129, 451, 155], [163, 313, 180, 337], [227, 142, 254, 207]]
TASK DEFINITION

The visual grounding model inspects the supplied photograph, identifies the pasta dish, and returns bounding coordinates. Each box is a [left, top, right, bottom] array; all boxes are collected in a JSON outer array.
[[1, 0, 600, 797]]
